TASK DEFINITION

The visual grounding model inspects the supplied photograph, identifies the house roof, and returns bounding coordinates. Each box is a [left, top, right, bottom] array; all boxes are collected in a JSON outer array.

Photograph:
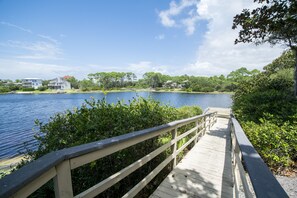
[[23, 78, 42, 80]]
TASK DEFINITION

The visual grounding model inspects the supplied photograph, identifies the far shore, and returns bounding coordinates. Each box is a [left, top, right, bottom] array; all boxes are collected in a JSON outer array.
[[3, 88, 234, 95]]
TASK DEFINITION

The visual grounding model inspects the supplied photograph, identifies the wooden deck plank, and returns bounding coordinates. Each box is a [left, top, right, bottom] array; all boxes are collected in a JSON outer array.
[[150, 115, 233, 198]]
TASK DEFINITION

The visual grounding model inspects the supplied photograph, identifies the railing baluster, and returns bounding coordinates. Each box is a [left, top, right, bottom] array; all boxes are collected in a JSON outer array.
[[208, 115, 211, 131], [171, 127, 178, 168], [54, 160, 73, 198], [194, 119, 199, 144], [203, 115, 206, 135]]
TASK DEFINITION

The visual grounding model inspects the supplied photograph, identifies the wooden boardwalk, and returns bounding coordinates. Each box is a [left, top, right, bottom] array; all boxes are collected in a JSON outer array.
[[150, 110, 233, 198]]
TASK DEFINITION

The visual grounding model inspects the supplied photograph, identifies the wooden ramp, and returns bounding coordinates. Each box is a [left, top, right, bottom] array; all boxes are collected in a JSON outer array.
[[150, 112, 233, 198]]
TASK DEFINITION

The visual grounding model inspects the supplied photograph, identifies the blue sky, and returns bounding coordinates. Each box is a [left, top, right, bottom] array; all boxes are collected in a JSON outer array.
[[0, 0, 284, 80]]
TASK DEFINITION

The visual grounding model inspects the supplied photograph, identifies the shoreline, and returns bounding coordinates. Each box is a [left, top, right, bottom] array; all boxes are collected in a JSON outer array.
[[0, 155, 25, 176], [3, 88, 234, 95]]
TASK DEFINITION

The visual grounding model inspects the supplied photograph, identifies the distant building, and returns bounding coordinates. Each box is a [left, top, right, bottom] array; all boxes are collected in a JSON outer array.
[[22, 78, 43, 89], [63, 75, 73, 80], [48, 77, 71, 90], [163, 80, 178, 89]]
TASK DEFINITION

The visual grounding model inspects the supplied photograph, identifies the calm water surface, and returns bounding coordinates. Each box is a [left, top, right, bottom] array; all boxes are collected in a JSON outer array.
[[0, 92, 232, 158]]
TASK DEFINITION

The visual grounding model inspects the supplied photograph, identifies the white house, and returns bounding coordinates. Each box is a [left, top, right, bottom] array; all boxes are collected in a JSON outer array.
[[48, 77, 71, 90], [22, 78, 43, 89], [163, 80, 178, 89]]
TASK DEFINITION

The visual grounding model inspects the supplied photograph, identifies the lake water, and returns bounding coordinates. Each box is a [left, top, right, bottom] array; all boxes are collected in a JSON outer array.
[[0, 92, 232, 158]]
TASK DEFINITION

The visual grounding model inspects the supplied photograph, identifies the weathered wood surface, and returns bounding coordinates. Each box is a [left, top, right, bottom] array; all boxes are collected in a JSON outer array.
[[150, 115, 233, 198]]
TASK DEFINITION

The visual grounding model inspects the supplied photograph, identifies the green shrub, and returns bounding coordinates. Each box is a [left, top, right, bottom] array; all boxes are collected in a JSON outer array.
[[37, 86, 47, 91], [232, 51, 297, 172], [233, 70, 297, 123], [185, 88, 192, 92], [177, 106, 203, 119], [17, 97, 202, 197], [22, 87, 35, 91], [242, 116, 297, 171], [0, 86, 10, 93]]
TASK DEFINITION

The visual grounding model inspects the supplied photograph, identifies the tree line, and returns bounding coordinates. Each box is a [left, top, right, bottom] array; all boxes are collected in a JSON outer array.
[[0, 68, 260, 93]]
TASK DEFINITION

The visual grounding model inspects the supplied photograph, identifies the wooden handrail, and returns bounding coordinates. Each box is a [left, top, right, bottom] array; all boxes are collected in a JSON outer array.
[[0, 112, 217, 198], [230, 117, 288, 198]]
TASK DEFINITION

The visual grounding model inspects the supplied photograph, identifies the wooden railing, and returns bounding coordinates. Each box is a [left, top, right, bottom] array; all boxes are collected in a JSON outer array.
[[0, 112, 217, 198], [230, 117, 288, 198]]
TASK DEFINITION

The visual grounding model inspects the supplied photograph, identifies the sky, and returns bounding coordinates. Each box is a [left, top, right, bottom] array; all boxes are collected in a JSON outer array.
[[0, 0, 285, 80]]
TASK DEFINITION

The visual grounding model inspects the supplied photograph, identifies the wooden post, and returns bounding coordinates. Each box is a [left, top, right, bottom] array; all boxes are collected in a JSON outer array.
[[208, 115, 211, 131], [203, 116, 206, 135], [194, 119, 199, 144], [171, 127, 178, 168], [54, 160, 73, 198]]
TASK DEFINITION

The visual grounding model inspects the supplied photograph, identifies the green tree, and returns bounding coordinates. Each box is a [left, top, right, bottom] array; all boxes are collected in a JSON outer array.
[[42, 80, 50, 87], [227, 67, 260, 82], [66, 76, 79, 89], [79, 79, 98, 91], [264, 50, 295, 74], [232, 0, 297, 96], [143, 72, 163, 88]]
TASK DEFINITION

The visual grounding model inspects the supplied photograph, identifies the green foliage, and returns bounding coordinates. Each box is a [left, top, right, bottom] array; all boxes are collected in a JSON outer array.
[[65, 76, 80, 89], [264, 50, 295, 74], [78, 69, 256, 92], [233, 0, 297, 95], [143, 72, 163, 88], [232, 52, 296, 123], [233, 67, 296, 123], [0, 86, 10, 93], [88, 72, 137, 89], [0, 80, 21, 92], [37, 86, 47, 91], [1, 68, 256, 93], [232, 0, 297, 48], [242, 116, 297, 171], [177, 106, 203, 119], [22, 87, 35, 91], [33, 98, 178, 155], [18, 97, 202, 197], [42, 80, 50, 87], [79, 79, 99, 91], [227, 67, 260, 82], [233, 50, 297, 171]]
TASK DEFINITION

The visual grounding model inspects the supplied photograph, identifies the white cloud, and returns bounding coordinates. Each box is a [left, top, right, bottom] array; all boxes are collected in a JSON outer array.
[[0, 59, 101, 80], [37, 34, 59, 44], [1, 21, 61, 59], [158, 0, 199, 35], [161, 0, 284, 76], [0, 21, 32, 33], [0, 59, 170, 80], [88, 61, 170, 79], [1, 40, 62, 60], [182, 15, 199, 35], [155, 34, 165, 40], [124, 61, 169, 78]]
